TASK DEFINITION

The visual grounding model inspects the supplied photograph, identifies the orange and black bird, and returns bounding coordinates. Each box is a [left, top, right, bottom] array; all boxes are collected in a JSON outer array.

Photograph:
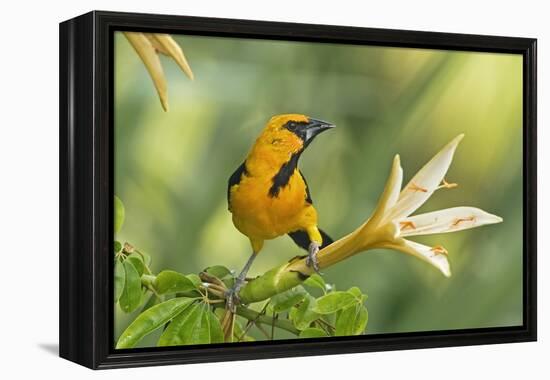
[[226, 114, 335, 307]]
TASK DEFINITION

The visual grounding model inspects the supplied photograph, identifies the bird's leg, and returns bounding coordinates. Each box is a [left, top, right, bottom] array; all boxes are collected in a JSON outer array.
[[226, 252, 257, 311], [306, 241, 321, 274]]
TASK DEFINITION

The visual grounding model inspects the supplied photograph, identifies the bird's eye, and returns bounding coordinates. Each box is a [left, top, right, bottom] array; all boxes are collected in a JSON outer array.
[[288, 122, 297, 130]]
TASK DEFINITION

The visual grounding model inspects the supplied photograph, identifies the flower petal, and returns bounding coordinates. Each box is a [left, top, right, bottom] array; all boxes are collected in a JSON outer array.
[[147, 34, 194, 80], [369, 155, 403, 226], [387, 134, 464, 221], [388, 239, 451, 277], [124, 32, 169, 111], [399, 207, 503, 237]]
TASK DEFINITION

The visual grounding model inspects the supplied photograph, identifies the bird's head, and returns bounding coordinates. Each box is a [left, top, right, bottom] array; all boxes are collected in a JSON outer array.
[[257, 114, 335, 156]]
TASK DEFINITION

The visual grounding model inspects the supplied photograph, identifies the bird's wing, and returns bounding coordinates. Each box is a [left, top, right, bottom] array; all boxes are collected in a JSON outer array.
[[227, 161, 247, 209]]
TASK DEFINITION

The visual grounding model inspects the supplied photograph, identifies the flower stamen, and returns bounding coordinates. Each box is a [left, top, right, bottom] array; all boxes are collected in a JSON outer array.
[[408, 183, 428, 193], [430, 245, 448, 256], [451, 216, 476, 227], [399, 221, 416, 231], [123, 242, 135, 254], [438, 178, 458, 190]]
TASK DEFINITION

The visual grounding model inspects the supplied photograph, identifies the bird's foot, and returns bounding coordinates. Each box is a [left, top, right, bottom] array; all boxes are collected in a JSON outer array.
[[306, 242, 321, 274], [225, 279, 244, 312]]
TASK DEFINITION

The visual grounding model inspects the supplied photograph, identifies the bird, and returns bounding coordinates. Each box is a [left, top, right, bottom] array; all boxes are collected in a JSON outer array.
[[226, 114, 335, 309]]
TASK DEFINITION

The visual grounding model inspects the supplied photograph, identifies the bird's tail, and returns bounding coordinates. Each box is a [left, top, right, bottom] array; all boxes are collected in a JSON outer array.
[[288, 228, 334, 251], [319, 229, 334, 249]]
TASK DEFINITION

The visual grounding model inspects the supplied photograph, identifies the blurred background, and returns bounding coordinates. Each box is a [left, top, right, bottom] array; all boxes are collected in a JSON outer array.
[[114, 32, 523, 343]]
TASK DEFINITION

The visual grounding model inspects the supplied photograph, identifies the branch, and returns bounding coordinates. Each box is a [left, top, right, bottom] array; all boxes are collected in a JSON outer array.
[[238, 224, 364, 304]]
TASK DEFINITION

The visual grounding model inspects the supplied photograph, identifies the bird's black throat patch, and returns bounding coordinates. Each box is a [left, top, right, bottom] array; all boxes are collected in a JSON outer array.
[[268, 151, 302, 198]]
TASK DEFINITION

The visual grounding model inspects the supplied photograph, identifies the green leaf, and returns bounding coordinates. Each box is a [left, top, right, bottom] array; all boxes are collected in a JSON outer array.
[[114, 259, 125, 303], [158, 302, 222, 346], [204, 265, 235, 288], [155, 270, 197, 295], [119, 260, 142, 313], [299, 327, 328, 338], [114, 241, 122, 254], [347, 286, 367, 302], [313, 291, 357, 314], [270, 286, 307, 313], [140, 292, 161, 313], [137, 250, 152, 267], [304, 274, 327, 293], [347, 286, 362, 298], [127, 253, 144, 276], [204, 306, 224, 344], [204, 265, 232, 279], [335, 304, 368, 336], [290, 294, 320, 330], [116, 297, 195, 348], [158, 302, 202, 346], [157, 303, 224, 346], [114, 195, 125, 234], [186, 273, 201, 287], [192, 304, 212, 344]]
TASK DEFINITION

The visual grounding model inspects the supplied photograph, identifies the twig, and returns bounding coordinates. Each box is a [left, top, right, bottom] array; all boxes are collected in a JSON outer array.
[[222, 305, 300, 335], [316, 318, 335, 332], [239, 302, 269, 342], [255, 322, 272, 339], [315, 320, 331, 335], [203, 283, 226, 294], [200, 286, 224, 299], [199, 272, 226, 288], [271, 311, 277, 340]]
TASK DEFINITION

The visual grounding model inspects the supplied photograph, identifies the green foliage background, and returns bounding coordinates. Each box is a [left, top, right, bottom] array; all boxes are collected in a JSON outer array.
[[114, 32, 523, 345]]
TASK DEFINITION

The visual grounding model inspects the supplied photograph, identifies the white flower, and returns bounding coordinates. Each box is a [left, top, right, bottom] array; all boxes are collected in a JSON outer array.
[[290, 134, 503, 278], [357, 134, 503, 277], [124, 32, 193, 111]]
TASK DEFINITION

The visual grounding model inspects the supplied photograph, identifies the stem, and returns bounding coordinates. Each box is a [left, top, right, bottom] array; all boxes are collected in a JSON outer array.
[[234, 306, 300, 335], [271, 311, 277, 340], [316, 318, 335, 333], [237, 228, 363, 304], [141, 274, 156, 288], [239, 302, 269, 341], [255, 323, 272, 340]]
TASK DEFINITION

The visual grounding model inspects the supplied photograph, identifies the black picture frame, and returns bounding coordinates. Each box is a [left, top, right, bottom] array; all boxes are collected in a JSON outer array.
[[59, 10, 537, 369]]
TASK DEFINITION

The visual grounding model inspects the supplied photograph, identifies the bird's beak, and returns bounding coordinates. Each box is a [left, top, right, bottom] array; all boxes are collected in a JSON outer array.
[[304, 118, 335, 142]]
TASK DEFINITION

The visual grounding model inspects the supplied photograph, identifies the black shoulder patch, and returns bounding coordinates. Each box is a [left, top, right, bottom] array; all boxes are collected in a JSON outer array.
[[227, 161, 248, 208], [268, 152, 301, 198], [299, 170, 313, 204]]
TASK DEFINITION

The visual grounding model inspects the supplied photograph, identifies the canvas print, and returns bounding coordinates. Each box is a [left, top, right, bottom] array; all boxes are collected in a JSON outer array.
[[113, 31, 523, 349]]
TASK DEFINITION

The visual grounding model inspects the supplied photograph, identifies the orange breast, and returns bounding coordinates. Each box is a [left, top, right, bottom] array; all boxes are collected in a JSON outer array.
[[229, 170, 318, 241]]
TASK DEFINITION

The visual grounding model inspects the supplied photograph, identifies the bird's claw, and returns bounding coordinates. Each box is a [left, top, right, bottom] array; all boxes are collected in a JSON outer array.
[[306, 242, 321, 275], [225, 281, 243, 312]]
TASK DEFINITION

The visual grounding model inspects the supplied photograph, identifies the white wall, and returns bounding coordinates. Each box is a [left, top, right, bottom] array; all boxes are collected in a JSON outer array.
[[0, 0, 546, 378]]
